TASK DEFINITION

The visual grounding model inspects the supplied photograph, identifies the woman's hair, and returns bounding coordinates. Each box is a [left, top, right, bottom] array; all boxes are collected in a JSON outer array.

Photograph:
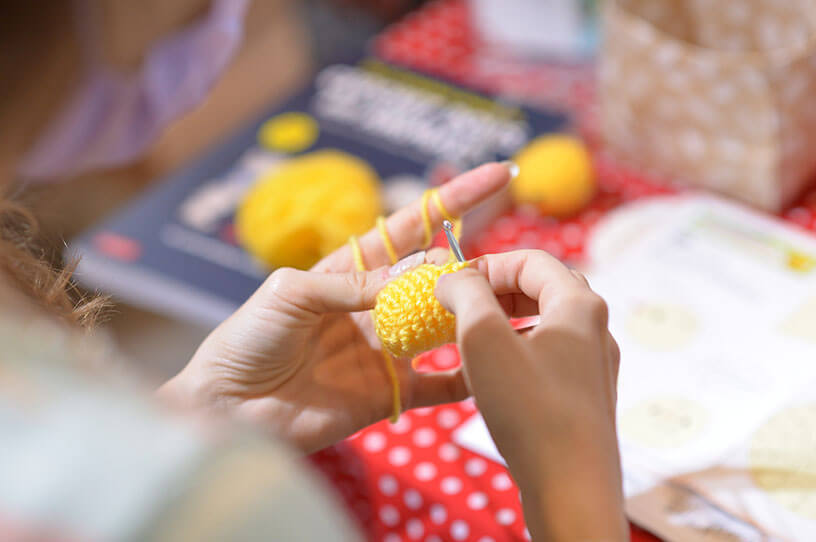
[[0, 197, 107, 328]]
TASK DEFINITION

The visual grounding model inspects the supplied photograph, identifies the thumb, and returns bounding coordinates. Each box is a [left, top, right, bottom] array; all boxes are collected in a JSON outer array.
[[435, 268, 516, 344], [259, 266, 390, 314]]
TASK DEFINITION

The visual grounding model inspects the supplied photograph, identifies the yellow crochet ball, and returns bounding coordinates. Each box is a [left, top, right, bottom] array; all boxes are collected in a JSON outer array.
[[511, 135, 596, 217], [374, 261, 467, 359], [236, 150, 382, 269]]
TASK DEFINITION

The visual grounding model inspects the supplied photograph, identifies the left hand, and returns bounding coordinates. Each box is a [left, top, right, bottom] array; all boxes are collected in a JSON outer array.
[[158, 163, 512, 453]]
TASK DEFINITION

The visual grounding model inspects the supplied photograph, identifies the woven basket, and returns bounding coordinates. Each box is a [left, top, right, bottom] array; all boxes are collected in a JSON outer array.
[[600, 0, 816, 211]]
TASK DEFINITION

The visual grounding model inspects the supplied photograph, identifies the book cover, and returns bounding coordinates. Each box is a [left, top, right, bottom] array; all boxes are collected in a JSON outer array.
[[70, 57, 567, 326]]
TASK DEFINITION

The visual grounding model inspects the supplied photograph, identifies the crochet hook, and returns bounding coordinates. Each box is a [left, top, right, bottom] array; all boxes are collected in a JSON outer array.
[[442, 220, 466, 262]]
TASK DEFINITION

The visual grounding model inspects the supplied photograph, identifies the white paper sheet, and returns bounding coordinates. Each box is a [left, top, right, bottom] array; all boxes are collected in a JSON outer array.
[[454, 195, 816, 541]]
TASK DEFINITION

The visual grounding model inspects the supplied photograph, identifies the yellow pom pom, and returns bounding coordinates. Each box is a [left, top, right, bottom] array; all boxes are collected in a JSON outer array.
[[511, 135, 596, 217], [374, 262, 467, 358], [236, 150, 382, 269], [258, 112, 319, 153]]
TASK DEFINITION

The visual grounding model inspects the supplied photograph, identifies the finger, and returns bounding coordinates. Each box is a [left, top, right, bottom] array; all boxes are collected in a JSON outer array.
[[496, 293, 540, 318], [607, 331, 620, 384], [425, 247, 450, 266], [314, 162, 513, 272], [471, 250, 586, 317], [408, 368, 470, 409], [434, 267, 518, 351], [387, 251, 426, 277], [571, 269, 591, 288], [385, 248, 447, 280], [257, 266, 389, 315]]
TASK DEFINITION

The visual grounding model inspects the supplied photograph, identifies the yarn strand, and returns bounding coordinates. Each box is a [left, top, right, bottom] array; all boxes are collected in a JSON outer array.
[[376, 216, 399, 265], [347, 188, 461, 424]]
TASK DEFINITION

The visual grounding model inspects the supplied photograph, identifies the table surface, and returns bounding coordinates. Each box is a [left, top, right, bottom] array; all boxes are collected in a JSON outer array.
[[310, 1, 816, 540]]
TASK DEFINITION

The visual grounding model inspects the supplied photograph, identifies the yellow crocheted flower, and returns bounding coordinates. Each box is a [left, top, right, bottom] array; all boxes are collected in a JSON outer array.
[[374, 261, 467, 358], [236, 150, 382, 269]]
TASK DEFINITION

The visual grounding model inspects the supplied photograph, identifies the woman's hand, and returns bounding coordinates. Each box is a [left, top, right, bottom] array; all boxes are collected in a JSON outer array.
[[434, 250, 628, 542], [157, 163, 512, 453]]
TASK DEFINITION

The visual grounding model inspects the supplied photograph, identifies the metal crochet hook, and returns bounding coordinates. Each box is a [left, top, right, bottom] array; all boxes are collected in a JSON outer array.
[[442, 220, 466, 262]]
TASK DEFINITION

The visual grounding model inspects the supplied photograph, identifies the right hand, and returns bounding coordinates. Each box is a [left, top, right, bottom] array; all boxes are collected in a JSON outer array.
[[434, 250, 628, 542]]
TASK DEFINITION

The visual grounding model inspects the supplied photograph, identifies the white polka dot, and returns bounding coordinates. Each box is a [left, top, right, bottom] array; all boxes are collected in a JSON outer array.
[[496, 508, 517, 525], [425, 536, 442, 542], [465, 457, 488, 477], [467, 491, 488, 510], [441, 476, 463, 495], [414, 407, 434, 416], [380, 505, 401, 526], [384, 534, 401, 542], [389, 446, 412, 467], [437, 409, 460, 429], [450, 520, 470, 540], [430, 504, 447, 524], [406, 518, 425, 539], [524, 528, 532, 540], [379, 474, 399, 496], [390, 416, 412, 434], [414, 462, 438, 481], [438, 443, 460, 462], [413, 428, 437, 447], [363, 432, 386, 452], [404, 489, 423, 510], [492, 473, 513, 491], [479, 537, 497, 542]]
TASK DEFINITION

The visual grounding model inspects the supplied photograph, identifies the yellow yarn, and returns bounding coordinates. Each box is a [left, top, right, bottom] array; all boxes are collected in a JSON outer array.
[[236, 150, 382, 269], [257, 112, 319, 153], [349, 187, 464, 423], [374, 261, 466, 359], [512, 135, 596, 217]]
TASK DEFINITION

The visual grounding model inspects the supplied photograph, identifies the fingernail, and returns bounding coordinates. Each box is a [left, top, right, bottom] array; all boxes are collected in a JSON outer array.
[[389, 251, 426, 277], [500, 160, 520, 179]]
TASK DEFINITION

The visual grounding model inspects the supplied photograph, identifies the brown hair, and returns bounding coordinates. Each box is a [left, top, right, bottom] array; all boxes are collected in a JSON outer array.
[[0, 197, 107, 328]]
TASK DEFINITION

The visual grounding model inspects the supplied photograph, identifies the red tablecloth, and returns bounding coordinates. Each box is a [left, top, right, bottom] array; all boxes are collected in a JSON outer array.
[[310, 1, 816, 540]]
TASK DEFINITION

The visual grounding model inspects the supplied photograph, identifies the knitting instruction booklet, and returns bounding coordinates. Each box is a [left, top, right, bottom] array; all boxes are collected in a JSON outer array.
[[70, 57, 566, 326], [455, 195, 816, 541]]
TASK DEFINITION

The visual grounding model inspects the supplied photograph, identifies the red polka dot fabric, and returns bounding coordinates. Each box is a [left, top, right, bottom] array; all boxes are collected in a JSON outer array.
[[308, 1, 816, 541]]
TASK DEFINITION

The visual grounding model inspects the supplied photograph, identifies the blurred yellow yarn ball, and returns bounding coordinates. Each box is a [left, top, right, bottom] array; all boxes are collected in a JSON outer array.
[[236, 150, 382, 269], [374, 262, 466, 358], [511, 135, 596, 217], [258, 112, 319, 153]]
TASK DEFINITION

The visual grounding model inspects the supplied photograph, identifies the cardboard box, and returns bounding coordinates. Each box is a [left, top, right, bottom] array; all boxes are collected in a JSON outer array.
[[600, 0, 816, 211]]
